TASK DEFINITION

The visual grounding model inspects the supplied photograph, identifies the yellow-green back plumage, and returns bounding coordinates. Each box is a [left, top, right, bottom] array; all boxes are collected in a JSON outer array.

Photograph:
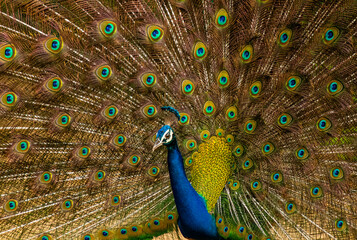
[[191, 136, 234, 212]]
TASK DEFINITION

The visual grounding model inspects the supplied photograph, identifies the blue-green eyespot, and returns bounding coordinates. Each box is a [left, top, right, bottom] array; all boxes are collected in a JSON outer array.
[[94, 170, 106, 182], [99, 20, 117, 38], [148, 166, 160, 177], [4, 199, 18, 212], [182, 80, 195, 95], [215, 9, 229, 28], [193, 41, 207, 60], [46, 77, 63, 92], [240, 45, 253, 63], [40, 172, 53, 184], [0, 44, 17, 61], [327, 80, 343, 95], [95, 65, 112, 81], [285, 201, 297, 214], [250, 81, 262, 98], [316, 117, 332, 131], [203, 101, 216, 116], [179, 113, 190, 125], [15, 140, 30, 153], [147, 25, 164, 42], [278, 29, 292, 46], [45, 37, 63, 54], [1, 92, 18, 108], [323, 27, 340, 45], [142, 104, 157, 118], [61, 199, 74, 211]]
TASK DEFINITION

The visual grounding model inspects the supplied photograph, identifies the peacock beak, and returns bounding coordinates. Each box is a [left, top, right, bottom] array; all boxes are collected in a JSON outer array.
[[152, 138, 163, 152]]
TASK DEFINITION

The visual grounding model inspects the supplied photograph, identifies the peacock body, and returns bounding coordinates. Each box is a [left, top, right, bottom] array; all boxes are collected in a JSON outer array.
[[0, 0, 356, 239]]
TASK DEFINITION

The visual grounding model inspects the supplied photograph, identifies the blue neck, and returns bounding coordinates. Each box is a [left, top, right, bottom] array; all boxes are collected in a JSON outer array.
[[166, 139, 218, 240]]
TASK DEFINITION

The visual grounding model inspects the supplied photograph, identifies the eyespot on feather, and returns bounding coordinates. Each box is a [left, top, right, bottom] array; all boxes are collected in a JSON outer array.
[[203, 101, 216, 116], [81, 234, 94, 240], [251, 180, 262, 191], [39, 171, 53, 184], [262, 142, 275, 155], [216, 216, 225, 228], [0, 43, 17, 61], [185, 157, 193, 167], [127, 225, 143, 237], [327, 80, 343, 95], [215, 9, 229, 28], [111, 195, 121, 206], [226, 134, 234, 145], [103, 105, 118, 120], [244, 120, 257, 134], [193, 41, 208, 60], [233, 143, 245, 157], [185, 139, 197, 151], [147, 25, 164, 42], [278, 113, 293, 127], [178, 113, 190, 125], [249, 81, 262, 98], [219, 225, 230, 238], [200, 130, 210, 141], [4, 199, 18, 212], [142, 104, 157, 118], [285, 201, 297, 214], [230, 180, 240, 190], [99, 20, 117, 38], [61, 199, 74, 211], [323, 27, 340, 45], [330, 167, 344, 180], [55, 113, 71, 128], [242, 158, 254, 170], [278, 29, 292, 46], [181, 80, 195, 95], [165, 212, 177, 224], [15, 140, 30, 153], [295, 147, 309, 160], [236, 225, 246, 237], [37, 234, 53, 240], [286, 76, 302, 91], [217, 70, 230, 88], [216, 128, 225, 137], [225, 106, 238, 121], [95, 65, 112, 81], [44, 36, 63, 54], [141, 73, 157, 88], [94, 170, 106, 182], [246, 233, 255, 240], [335, 219, 347, 231], [240, 45, 253, 63], [1, 92, 18, 108], [77, 146, 91, 158], [310, 186, 323, 198], [271, 172, 283, 183], [316, 117, 332, 131], [97, 229, 114, 239], [113, 134, 126, 147], [128, 155, 141, 166], [149, 218, 167, 231], [148, 166, 160, 177], [46, 77, 63, 92]]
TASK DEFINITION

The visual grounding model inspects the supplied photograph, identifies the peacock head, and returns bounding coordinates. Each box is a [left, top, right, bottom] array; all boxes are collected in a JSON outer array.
[[153, 125, 175, 151]]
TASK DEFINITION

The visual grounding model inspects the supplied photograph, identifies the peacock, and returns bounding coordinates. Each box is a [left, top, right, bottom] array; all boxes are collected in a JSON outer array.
[[0, 0, 356, 239]]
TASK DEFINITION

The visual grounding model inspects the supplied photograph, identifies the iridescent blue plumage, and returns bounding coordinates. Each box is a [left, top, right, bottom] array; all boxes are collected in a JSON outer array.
[[154, 125, 219, 239]]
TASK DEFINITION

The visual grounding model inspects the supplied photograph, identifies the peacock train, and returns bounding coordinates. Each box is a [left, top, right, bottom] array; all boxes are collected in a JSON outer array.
[[0, 0, 356, 240]]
